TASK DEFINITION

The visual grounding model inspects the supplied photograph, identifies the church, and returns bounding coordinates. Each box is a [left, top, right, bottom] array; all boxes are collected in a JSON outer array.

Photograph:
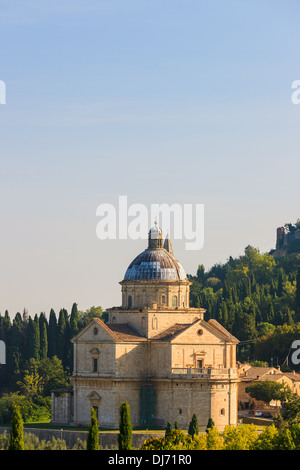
[[51, 224, 240, 431]]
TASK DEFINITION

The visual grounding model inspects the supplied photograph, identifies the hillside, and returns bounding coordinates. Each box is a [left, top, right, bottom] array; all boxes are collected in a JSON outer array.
[[188, 244, 300, 365]]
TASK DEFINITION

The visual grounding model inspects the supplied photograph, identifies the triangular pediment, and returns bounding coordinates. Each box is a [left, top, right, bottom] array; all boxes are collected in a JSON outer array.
[[87, 391, 101, 400], [152, 318, 238, 344], [71, 318, 119, 343]]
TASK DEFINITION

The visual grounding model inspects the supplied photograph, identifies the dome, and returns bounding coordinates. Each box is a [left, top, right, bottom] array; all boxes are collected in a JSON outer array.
[[124, 224, 186, 281], [124, 249, 186, 281]]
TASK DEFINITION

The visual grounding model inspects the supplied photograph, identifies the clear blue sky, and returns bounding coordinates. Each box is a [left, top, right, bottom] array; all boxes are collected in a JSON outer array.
[[0, 0, 300, 316]]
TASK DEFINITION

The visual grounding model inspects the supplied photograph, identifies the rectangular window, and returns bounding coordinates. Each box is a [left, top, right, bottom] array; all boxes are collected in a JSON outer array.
[[93, 358, 98, 372]]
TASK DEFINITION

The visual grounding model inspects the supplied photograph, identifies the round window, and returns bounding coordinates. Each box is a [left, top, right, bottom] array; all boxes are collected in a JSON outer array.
[[197, 329, 203, 336]]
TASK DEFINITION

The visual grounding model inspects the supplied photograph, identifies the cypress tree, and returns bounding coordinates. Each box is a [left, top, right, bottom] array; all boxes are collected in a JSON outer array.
[[48, 309, 57, 358], [70, 302, 80, 338], [40, 322, 48, 359], [174, 420, 179, 429], [86, 407, 100, 450], [69, 303, 79, 373], [8, 404, 24, 450], [57, 309, 66, 364], [188, 413, 199, 439], [28, 316, 40, 360], [277, 269, 284, 297], [296, 268, 300, 323], [165, 420, 173, 437], [118, 402, 132, 450], [206, 417, 215, 432], [8, 314, 24, 385]]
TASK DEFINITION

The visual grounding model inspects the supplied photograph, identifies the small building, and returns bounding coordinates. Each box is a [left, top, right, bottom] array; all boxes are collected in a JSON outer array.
[[238, 366, 295, 411]]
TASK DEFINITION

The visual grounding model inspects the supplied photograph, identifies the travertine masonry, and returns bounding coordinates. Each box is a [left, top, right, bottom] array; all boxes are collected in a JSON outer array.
[[52, 225, 240, 431]]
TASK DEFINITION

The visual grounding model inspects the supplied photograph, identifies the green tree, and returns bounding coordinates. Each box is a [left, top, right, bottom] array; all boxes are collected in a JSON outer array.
[[206, 417, 215, 432], [206, 426, 223, 450], [188, 413, 198, 439], [8, 404, 24, 450], [281, 394, 300, 424], [57, 309, 67, 367], [165, 421, 173, 437], [118, 402, 132, 450], [28, 316, 40, 361], [78, 306, 104, 328], [222, 424, 257, 450], [274, 427, 295, 450], [86, 407, 100, 450], [40, 322, 48, 360], [196, 264, 205, 284], [295, 268, 300, 323], [7, 314, 23, 386], [48, 309, 57, 358], [16, 362, 43, 399], [247, 380, 292, 405], [252, 424, 278, 450], [37, 356, 69, 396], [70, 303, 80, 338]]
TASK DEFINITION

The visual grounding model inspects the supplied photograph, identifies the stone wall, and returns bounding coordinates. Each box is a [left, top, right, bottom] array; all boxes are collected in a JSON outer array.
[[0, 426, 162, 450]]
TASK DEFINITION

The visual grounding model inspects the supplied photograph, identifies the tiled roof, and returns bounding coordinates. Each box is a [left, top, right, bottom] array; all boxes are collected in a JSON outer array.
[[106, 323, 147, 342], [151, 324, 191, 341], [207, 319, 239, 343], [242, 366, 282, 379], [282, 372, 300, 382]]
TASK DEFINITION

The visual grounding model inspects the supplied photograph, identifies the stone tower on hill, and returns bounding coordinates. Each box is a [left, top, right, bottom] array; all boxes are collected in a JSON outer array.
[[270, 224, 300, 258], [51, 224, 240, 431]]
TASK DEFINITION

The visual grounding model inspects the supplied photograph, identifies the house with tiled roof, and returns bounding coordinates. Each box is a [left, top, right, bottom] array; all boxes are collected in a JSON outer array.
[[238, 365, 297, 411]]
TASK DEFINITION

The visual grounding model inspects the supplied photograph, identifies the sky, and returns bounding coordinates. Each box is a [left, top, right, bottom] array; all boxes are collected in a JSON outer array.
[[0, 0, 300, 317]]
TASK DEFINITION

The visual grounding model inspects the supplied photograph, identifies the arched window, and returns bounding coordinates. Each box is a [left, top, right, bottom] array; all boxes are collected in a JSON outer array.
[[161, 294, 166, 305], [128, 295, 132, 309], [172, 295, 178, 308]]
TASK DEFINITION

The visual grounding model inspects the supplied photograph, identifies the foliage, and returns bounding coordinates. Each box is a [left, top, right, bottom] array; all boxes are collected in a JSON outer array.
[[222, 424, 258, 450], [87, 407, 100, 450], [0, 303, 103, 392], [0, 432, 86, 450], [252, 424, 279, 450], [247, 380, 292, 404], [118, 401, 132, 450], [188, 246, 300, 364], [280, 394, 300, 424], [140, 429, 206, 450], [188, 413, 198, 438], [206, 426, 223, 449], [206, 417, 215, 432], [0, 393, 50, 425], [8, 404, 24, 450], [165, 420, 173, 437]]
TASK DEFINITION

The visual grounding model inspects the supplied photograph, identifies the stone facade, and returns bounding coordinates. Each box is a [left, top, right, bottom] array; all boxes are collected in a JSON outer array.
[[52, 225, 240, 431]]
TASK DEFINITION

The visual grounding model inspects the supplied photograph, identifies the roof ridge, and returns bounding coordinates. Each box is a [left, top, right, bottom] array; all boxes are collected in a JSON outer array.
[[93, 317, 120, 340], [207, 319, 239, 343]]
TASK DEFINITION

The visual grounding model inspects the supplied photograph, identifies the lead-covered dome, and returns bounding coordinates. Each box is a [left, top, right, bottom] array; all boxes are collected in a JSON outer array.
[[123, 224, 186, 281]]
